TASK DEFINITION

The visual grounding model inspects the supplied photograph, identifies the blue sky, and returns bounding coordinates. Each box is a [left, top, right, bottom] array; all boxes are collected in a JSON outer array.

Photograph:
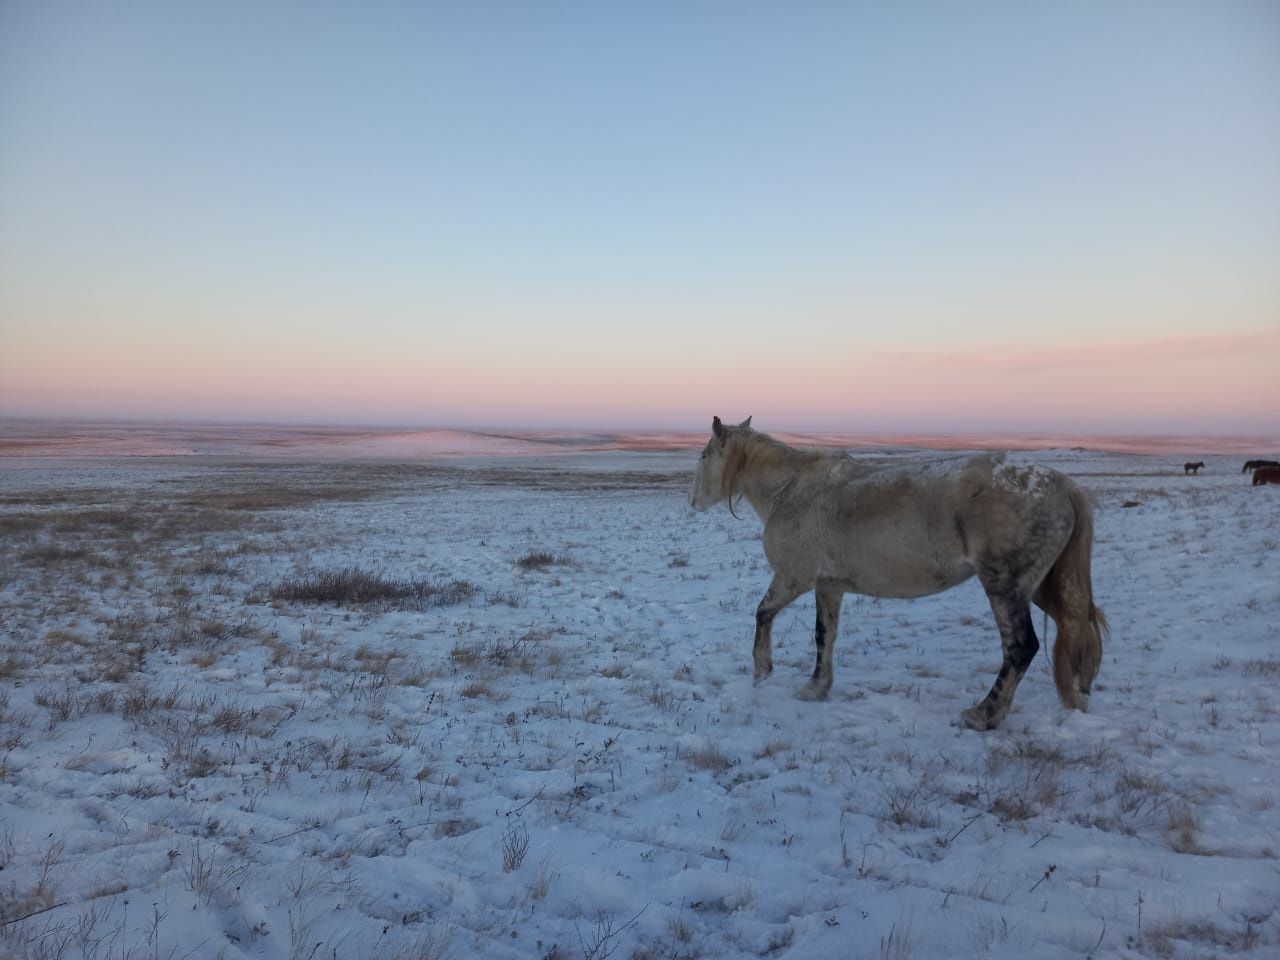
[[1, 1, 1277, 430]]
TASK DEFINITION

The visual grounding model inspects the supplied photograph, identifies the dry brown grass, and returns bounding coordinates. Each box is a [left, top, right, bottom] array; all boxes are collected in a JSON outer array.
[[687, 740, 733, 773], [1167, 801, 1203, 854], [0, 477, 377, 587], [1145, 913, 1267, 957], [516, 550, 570, 571], [33, 685, 76, 726], [459, 679, 494, 699], [883, 784, 939, 829], [501, 822, 531, 873], [754, 737, 792, 760], [1242, 658, 1280, 677], [0, 836, 64, 927], [434, 817, 479, 839], [41, 629, 91, 649], [18, 543, 102, 568], [175, 483, 375, 512], [267, 568, 477, 610]]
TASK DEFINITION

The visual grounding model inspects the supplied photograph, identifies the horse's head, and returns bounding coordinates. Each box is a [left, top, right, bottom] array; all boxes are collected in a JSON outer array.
[[690, 415, 752, 510]]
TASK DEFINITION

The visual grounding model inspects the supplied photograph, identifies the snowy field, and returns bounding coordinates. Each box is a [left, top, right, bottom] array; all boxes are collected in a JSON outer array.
[[1, 446, 1277, 959]]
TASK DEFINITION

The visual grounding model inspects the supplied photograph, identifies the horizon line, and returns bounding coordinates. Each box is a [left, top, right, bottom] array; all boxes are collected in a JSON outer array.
[[2, 414, 1280, 448], [2, 414, 1280, 442], [2, 413, 1278, 444]]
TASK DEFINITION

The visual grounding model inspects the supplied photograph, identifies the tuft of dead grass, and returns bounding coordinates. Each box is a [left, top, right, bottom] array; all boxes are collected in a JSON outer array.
[[1167, 801, 1203, 854], [266, 568, 477, 610], [883, 784, 939, 829], [516, 551, 570, 571], [501, 822, 531, 873], [1242, 658, 1280, 677], [687, 741, 733, 774], [1145, 912, 1267, 957], [459, 680, 495, 700]]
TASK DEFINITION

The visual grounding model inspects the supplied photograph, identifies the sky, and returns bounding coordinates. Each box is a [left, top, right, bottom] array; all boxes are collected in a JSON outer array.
[[1, 1, 1277, 434]]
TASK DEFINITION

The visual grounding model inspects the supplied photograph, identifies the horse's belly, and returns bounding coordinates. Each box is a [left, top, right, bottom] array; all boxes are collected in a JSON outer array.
[[832, 556, 974, 599], [823, 526, 974, 599]]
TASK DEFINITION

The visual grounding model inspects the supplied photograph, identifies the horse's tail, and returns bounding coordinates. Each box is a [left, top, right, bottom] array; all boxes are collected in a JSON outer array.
[[1040, 482, 1107, 712]]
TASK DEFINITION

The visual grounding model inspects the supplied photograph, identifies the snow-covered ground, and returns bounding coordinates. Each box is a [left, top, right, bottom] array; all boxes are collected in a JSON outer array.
[[0, 447, 1277, 959]]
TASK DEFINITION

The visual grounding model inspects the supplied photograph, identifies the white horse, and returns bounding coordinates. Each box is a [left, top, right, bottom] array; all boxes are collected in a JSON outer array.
[[690, 417, 1106, 730]]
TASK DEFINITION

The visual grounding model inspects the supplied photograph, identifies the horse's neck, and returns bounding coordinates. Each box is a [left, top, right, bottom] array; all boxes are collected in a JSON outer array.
[[736, 443, 809, 521]]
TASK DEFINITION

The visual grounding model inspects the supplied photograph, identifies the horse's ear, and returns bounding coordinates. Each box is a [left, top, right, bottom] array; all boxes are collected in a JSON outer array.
[[739, 416, 752, 430], [712, 416, 724, 439]]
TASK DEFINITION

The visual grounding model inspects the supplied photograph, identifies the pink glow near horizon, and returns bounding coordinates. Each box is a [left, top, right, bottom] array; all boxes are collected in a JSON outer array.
[[3, 328, 1276, 433]]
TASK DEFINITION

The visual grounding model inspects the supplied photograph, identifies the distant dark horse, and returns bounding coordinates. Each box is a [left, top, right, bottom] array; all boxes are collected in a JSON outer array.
[[1242, 459, 1280, 474], [1252, 466, 1280, 487], [1183, 462, 1205, 475]]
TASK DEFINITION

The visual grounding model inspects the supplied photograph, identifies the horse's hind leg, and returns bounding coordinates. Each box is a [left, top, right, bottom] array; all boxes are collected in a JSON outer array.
[[796, 581, 842, 700], [961, 582, 1039, 731], [753, 575, 804, 684]]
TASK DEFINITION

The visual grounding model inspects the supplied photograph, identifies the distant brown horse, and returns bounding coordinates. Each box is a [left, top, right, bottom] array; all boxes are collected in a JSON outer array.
[[1243, 459, 1280, 474], [1184, 462, 1205, 475], [1252, 466, 1280, 486]]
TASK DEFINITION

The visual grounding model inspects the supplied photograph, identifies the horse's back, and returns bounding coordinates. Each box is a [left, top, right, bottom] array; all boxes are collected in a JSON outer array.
[[758, 458, 970, 596], [797, 455, 1046, 597], [762, 453, 1081, 601]]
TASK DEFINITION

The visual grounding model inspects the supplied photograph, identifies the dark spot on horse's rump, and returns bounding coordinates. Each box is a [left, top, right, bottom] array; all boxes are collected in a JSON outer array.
[[953, 514, 969, 554]]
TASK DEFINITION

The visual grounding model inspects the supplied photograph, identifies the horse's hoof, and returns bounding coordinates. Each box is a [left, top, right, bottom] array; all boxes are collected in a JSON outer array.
[[794, 683, 829, 702], [1057, 688, 1089, 712], [959, 706, 996, 731]]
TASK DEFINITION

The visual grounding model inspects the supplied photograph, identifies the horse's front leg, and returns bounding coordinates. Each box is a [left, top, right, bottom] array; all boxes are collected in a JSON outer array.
[[753, 575, 804, 684], [797, 581, 843, 700]]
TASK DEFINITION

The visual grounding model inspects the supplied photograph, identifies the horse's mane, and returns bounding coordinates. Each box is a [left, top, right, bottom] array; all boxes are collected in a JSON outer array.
[[721, 430, 827, 505]]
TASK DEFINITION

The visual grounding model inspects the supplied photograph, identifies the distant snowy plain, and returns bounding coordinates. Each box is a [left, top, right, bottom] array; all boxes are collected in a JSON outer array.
[[1, 439, 1277, 959]]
